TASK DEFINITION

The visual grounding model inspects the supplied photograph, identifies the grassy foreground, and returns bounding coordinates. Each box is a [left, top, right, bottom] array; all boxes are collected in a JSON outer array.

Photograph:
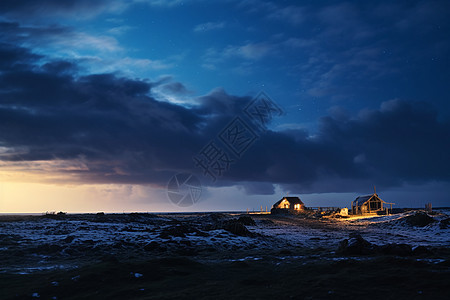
[[2, 256, 450, 300]]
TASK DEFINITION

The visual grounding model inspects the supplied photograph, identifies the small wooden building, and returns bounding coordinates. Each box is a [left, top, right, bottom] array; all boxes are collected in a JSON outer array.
[[351, 192, 393, 215], [271, 196, 305, 214]]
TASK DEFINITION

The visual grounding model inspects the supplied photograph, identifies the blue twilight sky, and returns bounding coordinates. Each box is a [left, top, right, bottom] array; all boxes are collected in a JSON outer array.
[[0, 0, 449, 212]]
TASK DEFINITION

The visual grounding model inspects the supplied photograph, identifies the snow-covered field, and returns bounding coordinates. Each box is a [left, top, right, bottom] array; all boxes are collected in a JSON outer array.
[[338, 210, 450, 247], [0, 210, 449, 274]]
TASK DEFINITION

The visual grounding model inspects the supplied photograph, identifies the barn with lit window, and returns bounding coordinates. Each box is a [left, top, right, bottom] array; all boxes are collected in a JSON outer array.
[[271, 196, 305, 214]]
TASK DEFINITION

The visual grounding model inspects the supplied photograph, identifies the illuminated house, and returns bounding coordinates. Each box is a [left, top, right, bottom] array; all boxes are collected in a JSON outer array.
[[271, 196, 305, 214], [351, 192, 393, 215]]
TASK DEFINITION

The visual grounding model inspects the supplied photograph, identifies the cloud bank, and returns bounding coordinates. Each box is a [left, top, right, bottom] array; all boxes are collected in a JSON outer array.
[[1, 38, 449, 195]]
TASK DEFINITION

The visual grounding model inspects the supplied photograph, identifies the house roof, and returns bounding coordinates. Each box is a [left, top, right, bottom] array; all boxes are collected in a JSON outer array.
[[273, 196, 304, 206], [355, 193, 386, 204], [355, 195, 373, 202]]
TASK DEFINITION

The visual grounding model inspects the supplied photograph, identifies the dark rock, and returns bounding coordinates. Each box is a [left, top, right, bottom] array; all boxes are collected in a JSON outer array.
[[279, 249, 292, 255], [121, 226, 138, 232], [222, 220, 253, 237], [337, 239, 349, 254], [175, 247, 198, 256], [112, 241, 125, 249], [339, 238, 415, 257], [391, 208, 407, 214], [336, 234, 375, 255], [231, 245, 240, 250], [349, 232, 361, 238], [76, 244, 93, 252], [379, 243, 412, 256], [237, 216, 256, 226], [0, 234, 21, 246], [144, 241, 161, 251], [34, 243, 63, 254], [100, 255, 118, 263], [195, 230, 210, 237], [261, 219, 274, 225], [45, 244, 63, 253], [180, 240, 191, 246], [63, 235, 75, 243], [43, 212, 66, 219], [231, 261, 249, 268], [208, 213, 227, 222], [158, 223, 198, 239], [412, 245, 433, 256], [62, 246, 78, 255], [439, 218, 450, 229], [199, 213, 228, 231], [405, 212, 435, 227], [167, 219, 181, 225]]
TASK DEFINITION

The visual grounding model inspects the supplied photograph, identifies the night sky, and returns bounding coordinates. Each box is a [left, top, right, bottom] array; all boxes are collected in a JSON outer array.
[[0, 0, 449, 212]]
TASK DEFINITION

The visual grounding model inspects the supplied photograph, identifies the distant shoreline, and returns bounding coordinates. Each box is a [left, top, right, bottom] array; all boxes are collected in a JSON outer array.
[[1, 207, 449, 216], [0, 211, 248, 216]]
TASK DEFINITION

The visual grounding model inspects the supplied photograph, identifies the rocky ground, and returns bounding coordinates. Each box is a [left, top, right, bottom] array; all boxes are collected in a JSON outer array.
[[0, 210, 449, 299]]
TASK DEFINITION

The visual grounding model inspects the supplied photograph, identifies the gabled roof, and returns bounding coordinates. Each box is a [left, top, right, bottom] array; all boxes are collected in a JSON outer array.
[[354, 193, 386, 204], [274, 196, 303, 206], [355, 195, 373, 202]]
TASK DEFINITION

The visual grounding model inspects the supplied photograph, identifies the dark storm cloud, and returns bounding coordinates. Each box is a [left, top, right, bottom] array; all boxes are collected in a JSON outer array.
[[0, 42, 250, 186], [240, 182, 276, 195], [0, 0, 119, 18], [0, 41, 42, 70], [276, 0, 450, 107], [1, 41, 449, 193], [223, 98, 450, 194]]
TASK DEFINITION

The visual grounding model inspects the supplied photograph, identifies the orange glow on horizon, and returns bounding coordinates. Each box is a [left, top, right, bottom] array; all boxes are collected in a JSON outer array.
[[0, 181, 169, 213]]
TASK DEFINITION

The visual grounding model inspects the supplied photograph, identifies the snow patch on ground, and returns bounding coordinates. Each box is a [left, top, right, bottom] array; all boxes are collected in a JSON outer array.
[[0, 211, 449, 274]]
